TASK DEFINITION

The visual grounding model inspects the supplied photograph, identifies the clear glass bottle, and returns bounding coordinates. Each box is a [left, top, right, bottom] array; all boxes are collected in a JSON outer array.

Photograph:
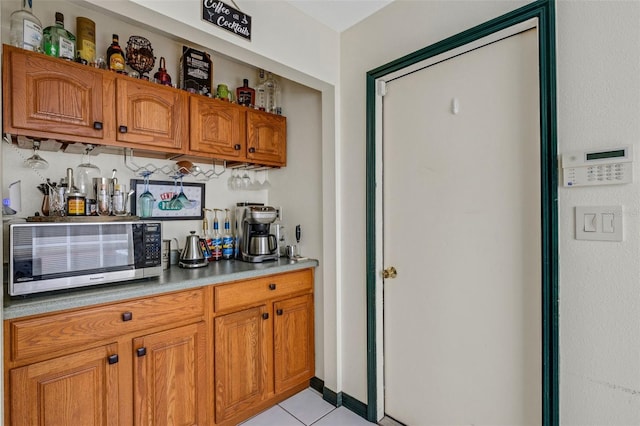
[[264, 72, 281, 115], [255, 69, 266, 111], [43, 12, 75, 60], [10, 0, 43, 52]]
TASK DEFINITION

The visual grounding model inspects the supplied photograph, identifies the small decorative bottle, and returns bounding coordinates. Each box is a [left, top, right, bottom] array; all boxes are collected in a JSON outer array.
[[10, 0, 43, 52], [107, 34, 126, 73], [43, 12, 76, 60], [236, 79, 256, 107]]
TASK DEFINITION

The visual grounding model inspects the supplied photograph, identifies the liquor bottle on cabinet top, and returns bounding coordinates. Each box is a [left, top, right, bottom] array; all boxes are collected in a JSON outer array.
[[255, 69, 266, 111], [10, 0, 43, 52], [236, 79, 256, 107], [107, 34, 126, 73], [43, 12, 76, 60], [264, 72, 281, 115]]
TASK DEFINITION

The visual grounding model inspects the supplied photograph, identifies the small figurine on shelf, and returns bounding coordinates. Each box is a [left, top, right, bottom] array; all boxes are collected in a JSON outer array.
[[125, 35, 155, 79], [153, 57, 172, 86]]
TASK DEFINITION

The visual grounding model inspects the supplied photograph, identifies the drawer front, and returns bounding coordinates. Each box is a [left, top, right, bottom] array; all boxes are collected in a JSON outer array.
[[9, 289, 204, 362], [214, 269, 313, 313]]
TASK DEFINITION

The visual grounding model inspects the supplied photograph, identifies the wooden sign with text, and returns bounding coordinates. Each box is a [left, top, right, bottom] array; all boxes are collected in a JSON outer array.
[[202, 0, 252, 41]]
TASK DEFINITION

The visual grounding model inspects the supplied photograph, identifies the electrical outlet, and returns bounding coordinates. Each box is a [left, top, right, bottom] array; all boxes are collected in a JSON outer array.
[[275, 206, 283, 222]]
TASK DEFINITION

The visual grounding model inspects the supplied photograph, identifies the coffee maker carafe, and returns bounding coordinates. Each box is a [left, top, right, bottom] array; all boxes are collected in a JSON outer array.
[[236, 205, 279, 262]]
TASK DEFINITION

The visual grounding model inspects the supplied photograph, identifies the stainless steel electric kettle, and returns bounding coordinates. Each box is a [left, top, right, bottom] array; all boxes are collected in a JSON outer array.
[[179, 231, 208, 268]]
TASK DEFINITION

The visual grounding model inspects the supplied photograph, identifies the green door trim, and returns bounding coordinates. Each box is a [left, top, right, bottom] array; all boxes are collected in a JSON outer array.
[[365, 0, 558, 424]]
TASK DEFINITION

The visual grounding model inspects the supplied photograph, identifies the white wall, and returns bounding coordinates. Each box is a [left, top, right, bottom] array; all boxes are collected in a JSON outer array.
[[1, 0, 328, 380], [341, 0, 640, 424], [4, 0, 637, 423], [556, 1, 640, 424], [340, 0, 531, 403]]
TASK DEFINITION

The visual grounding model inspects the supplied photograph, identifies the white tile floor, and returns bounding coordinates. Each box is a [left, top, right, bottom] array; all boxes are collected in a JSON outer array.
[[241, 388, 377, 426]]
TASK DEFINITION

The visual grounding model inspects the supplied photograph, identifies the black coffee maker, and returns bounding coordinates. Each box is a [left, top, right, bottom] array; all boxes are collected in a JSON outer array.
[[236, 205, 279, 262]]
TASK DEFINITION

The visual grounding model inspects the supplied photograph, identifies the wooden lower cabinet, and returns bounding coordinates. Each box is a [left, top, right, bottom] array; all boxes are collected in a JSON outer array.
[[274, 294, 315, 394], [134, 322, 207, 426], [4, 269, 315, 426], [214, 306, 269, 423], [10, 343, 120, 426], [213, 269, 315, 425]]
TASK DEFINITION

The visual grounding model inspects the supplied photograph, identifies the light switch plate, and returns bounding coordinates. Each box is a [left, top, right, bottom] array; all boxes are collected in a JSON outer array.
[[575, 205, 623, 241]]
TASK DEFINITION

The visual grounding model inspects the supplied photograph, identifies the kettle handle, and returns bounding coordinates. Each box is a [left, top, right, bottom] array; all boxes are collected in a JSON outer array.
[[268, 234, 278, 253]]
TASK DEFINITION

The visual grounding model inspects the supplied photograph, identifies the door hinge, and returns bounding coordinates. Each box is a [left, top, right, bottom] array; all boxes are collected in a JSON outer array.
[[377, 80, 387, 97]]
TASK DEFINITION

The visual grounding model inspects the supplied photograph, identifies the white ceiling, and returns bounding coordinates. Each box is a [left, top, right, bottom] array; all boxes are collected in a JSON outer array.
[[286, 0, 394, 32]]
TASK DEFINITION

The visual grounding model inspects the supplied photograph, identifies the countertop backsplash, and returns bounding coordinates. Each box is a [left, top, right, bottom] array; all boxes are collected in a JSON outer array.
[[1, 144, 271, 261]]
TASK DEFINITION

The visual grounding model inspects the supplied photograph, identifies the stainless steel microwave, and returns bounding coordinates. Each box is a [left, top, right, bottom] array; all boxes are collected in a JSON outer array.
[[9, 221, 163, 296]]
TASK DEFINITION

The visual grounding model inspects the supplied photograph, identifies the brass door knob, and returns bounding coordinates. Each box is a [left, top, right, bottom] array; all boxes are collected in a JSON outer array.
[[383, 266, 397, 279]]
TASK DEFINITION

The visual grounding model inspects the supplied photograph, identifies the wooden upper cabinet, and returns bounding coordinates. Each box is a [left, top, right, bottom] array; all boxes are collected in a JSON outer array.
[[246, 110, 287, 167], [189, 96, 245, 160], [3, 44, 104, 141], [114, 77, 187, 152], [10, 343, 119, 426]]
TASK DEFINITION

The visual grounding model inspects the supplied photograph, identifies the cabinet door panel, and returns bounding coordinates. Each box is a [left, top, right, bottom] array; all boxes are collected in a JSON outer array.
[[246, 110, 286, 166], [274, 294, 314, 393], [189, 97, 245, 159], [133, 322, 207, 426], [214, 305, 269, 423], [10, 343, 119, 426], [116, 78, 187, 151], [6, 46, 103, 139]]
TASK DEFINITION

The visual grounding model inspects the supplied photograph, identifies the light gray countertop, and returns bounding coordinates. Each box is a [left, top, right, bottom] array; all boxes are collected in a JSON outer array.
[[4, 258, 319, 320]]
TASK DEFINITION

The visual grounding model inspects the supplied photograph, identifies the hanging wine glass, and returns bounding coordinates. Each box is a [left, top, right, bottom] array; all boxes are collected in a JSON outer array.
[[138, 172, 155, 217], [24, 141, 49, 170]]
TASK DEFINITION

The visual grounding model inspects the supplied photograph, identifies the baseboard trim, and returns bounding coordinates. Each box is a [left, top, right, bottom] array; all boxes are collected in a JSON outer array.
[[310, 377, 369, 421]]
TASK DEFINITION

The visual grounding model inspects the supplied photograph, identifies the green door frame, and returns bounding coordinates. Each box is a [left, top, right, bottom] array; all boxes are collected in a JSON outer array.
[[365, 0, 558, 424]]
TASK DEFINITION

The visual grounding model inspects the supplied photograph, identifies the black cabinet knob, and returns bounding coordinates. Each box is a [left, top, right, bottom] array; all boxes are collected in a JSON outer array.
[[269, 283, 276, 290], [122, 312, 133, 322], [136, 347, 147, 357], [248, 147, 256, 153], [118, 125, 128, 133], [107, 354, 119, 365], [262, 313, 269, 320], [276, 309, 283, 316], [93, 121, 103, 130], [234, 144, 241, 150]]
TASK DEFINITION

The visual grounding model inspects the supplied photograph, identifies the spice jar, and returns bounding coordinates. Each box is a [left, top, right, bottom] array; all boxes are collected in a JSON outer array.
[[66, 192, 86, 216]]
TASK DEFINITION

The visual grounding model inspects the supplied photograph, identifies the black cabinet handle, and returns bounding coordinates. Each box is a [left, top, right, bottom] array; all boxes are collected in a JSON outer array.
[[269, 283, 276, 290], [136, 347, 147, 357], [248, 147, 256, 153], [93, 121, 103, 130], [234, 144, 241, 150], [107, 354, 119, 365], [276, 309, 283, 316], [122, 312, 133, 322], [119, 125, 128, 133], [262, 313, 269, 320]]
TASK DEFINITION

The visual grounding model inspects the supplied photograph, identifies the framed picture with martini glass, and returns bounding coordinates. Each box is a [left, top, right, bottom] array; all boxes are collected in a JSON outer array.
[[130, 179, 205, 220]]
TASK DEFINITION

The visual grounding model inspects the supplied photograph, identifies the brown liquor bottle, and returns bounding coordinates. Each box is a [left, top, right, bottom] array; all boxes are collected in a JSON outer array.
[[107, 34, 125, 73], [236, 79, 256, 107]]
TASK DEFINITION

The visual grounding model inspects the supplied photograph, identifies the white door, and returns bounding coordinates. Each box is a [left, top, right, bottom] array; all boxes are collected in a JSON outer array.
[[382, 28, 541, 425]]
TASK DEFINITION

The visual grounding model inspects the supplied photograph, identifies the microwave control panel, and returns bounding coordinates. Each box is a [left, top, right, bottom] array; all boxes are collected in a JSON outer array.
[[562, 146, 633, 187], [134, 222, 162, 267]]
